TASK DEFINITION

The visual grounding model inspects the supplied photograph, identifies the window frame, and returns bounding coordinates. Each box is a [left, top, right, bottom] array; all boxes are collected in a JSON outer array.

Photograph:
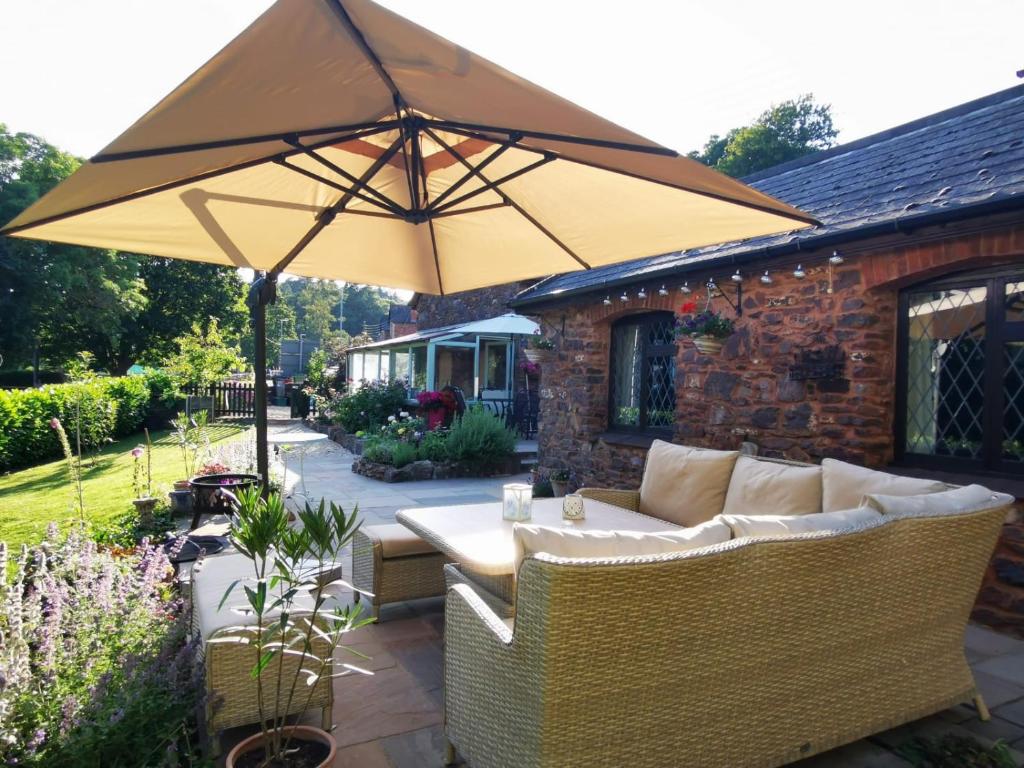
[[607, 311, 677, 437], [895, 265, 1024, 476]]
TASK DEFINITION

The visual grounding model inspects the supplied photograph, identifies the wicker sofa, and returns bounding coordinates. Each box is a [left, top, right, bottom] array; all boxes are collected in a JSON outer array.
[[442, 443, 1014, 768]]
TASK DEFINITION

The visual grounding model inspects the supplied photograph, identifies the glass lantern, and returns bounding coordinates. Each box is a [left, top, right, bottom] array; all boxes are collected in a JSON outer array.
[[502, 482, 533, 522]]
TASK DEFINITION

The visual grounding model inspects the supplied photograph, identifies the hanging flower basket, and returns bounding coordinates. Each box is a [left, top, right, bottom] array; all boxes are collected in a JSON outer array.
[[691, 335, 725, 355]]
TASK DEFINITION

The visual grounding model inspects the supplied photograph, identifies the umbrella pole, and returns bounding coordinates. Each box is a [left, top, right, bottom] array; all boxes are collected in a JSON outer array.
[[248, 271, 277, 491]]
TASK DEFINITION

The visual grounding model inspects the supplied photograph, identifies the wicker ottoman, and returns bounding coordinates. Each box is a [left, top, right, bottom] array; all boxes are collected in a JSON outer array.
[[352, 524, 448, 620]]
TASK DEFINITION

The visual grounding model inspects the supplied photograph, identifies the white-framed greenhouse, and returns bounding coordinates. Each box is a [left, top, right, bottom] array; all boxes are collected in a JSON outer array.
[[345, 313, 539, 403]]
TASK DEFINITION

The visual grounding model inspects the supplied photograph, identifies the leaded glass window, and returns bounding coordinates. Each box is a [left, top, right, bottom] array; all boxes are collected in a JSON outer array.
[[609, 312, 676, 433], [899, 268, 1024, 474]]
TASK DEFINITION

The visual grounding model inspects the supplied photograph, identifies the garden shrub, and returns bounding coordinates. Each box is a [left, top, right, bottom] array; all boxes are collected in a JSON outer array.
[[390, 441, 417, 468], [444, 406, 516, 470], [417, 429, 449, 462], [332, 381, 408, 433], [361, 438, 396, 465], [0, 376, 164, 471], [0, 525, 204, 767]]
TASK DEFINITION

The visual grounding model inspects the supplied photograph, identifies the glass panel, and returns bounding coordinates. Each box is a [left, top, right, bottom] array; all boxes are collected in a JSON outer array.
[[412, 346, 427, 389], [1007, 281, 1024, 323], [1003, 342, 1024, 462], [350, 353, 363, 387], [610, 323, 642, 427], [379, 351, 389, 383], [435, 346, 474, 394], [392, 349, 411, 386], [364, 352, 380, 382], [645, 315, 677, 428], [483, 343, 509, 391], [904, 286, 986, 459]]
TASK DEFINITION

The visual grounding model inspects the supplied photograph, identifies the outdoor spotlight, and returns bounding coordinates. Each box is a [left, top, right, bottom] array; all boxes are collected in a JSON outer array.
[[637, 288, 647, 299], [658, 285, 669, 296], [731, 269, 742, 282], [793, 264, 806, 279], [760, 271, 772, 285], [620, 292, 628, 302], [829, 250, 845, 265], [603, 296, 612, 306], [680, 281, 692, 294]]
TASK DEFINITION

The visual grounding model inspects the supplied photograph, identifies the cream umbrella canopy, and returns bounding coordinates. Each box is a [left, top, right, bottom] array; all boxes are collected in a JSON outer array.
[[1, 0, 816, 483]]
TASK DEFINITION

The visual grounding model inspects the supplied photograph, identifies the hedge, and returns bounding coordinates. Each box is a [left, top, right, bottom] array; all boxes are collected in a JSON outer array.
[[0, 376, 154, 471]]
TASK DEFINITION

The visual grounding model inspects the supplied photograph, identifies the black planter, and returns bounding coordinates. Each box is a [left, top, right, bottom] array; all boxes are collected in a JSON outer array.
[[189, 473, 259, 528]]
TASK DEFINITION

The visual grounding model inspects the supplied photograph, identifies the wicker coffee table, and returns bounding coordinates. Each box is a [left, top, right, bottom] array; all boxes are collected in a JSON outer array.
[[395, 497, 680, 610]]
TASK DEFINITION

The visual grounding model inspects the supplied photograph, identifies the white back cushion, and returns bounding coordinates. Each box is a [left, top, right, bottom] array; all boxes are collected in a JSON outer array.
[[716, 507, 882, 539], [638, 440, 739, 526], [512, 519, 731, 574], [722, 456, 822, 517], [863, 484, 1010, 516], [821, 458, 946, 512]]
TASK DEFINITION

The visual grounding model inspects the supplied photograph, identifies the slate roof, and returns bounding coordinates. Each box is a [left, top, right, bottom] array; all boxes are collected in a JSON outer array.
[[512, 84, 1024, 307]]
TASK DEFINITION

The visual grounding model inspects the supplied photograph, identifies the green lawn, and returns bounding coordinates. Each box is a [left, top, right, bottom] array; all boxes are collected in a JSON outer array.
[[0, 423, 248, 549]]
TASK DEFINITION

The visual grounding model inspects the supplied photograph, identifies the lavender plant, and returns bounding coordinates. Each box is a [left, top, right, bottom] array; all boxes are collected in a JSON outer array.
[[0, 526, 206, 766]]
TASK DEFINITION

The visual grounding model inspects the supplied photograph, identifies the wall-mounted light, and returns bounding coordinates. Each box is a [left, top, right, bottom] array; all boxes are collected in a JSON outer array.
[[680, 281, 692, 294], [760, 271, 772, 285], [658, 285, 669, 296], [603, 296, 612, 306], [829, 250, 845, 265], [793, 264, 806, 279], [620, 292, 628, 302], [731, 269, 742, 283], [637, 288, 647, 299]]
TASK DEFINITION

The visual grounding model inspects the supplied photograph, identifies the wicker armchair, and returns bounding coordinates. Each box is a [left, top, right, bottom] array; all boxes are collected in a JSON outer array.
[[443, 499, 1010, 768]]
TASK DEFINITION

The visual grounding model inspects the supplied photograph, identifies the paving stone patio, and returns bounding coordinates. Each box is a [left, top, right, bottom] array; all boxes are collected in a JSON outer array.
[[217, 423, 1024, 766]]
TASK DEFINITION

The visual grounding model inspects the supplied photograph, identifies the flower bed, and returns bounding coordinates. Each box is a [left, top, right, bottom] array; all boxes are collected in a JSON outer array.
[[0, 525, 202, 766]]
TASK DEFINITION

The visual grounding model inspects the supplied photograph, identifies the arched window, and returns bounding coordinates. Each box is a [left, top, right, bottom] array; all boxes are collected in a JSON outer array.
[[897, 266, 1024, 474], [608, 312, 677, 434]]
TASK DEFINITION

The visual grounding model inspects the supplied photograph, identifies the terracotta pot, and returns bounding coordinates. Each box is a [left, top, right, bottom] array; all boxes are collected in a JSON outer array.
[[173, 479, 192, 491], [550, 479, 568, 497], [523, 347, 555, 364], [226, 725, 336, 768], [691, 335, 724, 355]]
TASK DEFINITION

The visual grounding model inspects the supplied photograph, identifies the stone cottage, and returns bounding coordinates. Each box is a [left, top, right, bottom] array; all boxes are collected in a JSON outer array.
[[505, 84, 1024, 633]]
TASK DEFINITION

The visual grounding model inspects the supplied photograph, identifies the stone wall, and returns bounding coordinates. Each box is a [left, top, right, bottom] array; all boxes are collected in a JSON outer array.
[[415, 282, 532, 329]]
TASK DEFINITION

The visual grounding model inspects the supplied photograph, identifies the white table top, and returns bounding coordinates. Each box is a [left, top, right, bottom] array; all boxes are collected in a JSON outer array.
[[396, 497, 680, 576]]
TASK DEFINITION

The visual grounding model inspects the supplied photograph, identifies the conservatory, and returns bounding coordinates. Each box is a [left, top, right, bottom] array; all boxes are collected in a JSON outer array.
[[345, 313, 539, 404]]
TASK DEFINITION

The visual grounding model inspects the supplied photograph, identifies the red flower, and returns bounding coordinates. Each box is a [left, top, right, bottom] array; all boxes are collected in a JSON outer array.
[[680, 301, 698, 314]]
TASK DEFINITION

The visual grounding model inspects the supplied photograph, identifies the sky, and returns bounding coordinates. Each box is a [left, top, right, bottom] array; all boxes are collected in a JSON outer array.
[[2, 0, 1022, 293]]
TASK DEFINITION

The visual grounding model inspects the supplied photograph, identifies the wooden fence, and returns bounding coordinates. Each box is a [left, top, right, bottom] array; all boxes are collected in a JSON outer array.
[[184, 381, 271, 419]]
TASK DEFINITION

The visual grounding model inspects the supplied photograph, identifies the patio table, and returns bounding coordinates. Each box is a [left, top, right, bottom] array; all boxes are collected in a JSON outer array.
[[395, 497, 681, 606]]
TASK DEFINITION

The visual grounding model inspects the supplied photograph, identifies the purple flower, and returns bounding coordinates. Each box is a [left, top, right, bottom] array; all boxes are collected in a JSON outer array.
[[131, 446, 144, 459], [49, 418, 60, 430]]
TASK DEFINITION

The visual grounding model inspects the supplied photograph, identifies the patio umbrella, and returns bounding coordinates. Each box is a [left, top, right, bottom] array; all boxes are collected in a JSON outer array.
[[1, 0, 816, 483]]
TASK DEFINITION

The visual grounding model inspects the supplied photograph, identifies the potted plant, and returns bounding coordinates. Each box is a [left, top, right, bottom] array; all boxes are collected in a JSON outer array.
[[219, 487, 372, 768], [675, 302, 734, 355], [130, 429, 158, 524], [168, 410, 209, 515], [549, 469, 570, 497], [523, 331, 556, 363], [519, 359, 541, 379]]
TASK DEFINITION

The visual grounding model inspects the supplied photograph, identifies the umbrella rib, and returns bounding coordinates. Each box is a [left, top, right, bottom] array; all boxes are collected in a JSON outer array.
[[270, 133, 406, 275], [426, 118, 678, 158], [276, 158, 403, 215], [0, 123, 398, 237], [436, 123, 821, 227], [424, 126, 590, 270], [431, 154, 555, 215], [283, 138, 408, 214], [426, 140, 517, 213], [432, 201, 510, 219], [90, 118, 398, 163], [427, 218, 444, 296], [323, 0, 404, 104]]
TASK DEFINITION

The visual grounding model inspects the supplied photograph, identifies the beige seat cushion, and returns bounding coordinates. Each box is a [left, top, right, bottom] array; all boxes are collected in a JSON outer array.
[[638, 440, 739, 526], [821, 458, 947, 512], [716, 507, 882, 539], [512, 518, 731, 573], [863, 484, 1011, 516], [367, 524, 439, 558], [722, 456, 822, 517]]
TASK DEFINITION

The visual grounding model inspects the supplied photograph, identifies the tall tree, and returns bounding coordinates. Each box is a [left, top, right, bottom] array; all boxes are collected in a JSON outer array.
[[689, 95, 838, 178], [1, 125, 251, 375], [339, 283, 394, 336]]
